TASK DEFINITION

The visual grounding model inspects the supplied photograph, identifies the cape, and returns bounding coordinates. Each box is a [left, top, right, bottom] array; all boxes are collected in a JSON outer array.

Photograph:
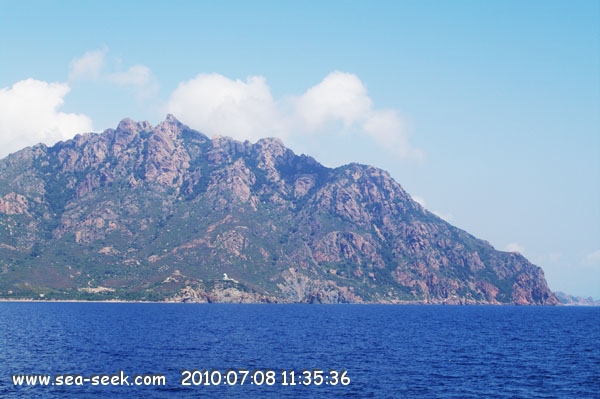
[[0, 115, 558, 304]]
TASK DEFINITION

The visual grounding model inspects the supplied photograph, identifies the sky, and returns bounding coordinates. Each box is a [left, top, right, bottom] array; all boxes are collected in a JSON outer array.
[[0, 0, 598, 298]]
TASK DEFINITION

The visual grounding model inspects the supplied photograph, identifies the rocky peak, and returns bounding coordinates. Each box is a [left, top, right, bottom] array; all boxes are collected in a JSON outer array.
[[114, 115, 190, 143], [254, 137, 288, 160], [116, 118, 150, 135], [252, 137, 295, 180], [154, 114, 187, 139]]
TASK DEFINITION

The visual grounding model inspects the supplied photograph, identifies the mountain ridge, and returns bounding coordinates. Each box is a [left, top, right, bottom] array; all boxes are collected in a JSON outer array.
[[0, 115, 558, 304]]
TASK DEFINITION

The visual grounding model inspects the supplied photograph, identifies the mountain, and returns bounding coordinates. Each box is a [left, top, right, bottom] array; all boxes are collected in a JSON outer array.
[[554, 292, 600, 306], [0, 115, 558, 304]]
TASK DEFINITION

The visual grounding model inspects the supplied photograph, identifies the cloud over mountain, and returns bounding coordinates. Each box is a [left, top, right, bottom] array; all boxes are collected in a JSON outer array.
[[0, 79, 93, 157], [166, 71, 422, 159], [165, 73, 278, 140], [3, 47, 420, 162]]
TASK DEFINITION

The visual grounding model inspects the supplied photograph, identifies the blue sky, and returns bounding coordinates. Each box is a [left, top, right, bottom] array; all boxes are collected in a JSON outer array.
[[1, 0, 599, 298]]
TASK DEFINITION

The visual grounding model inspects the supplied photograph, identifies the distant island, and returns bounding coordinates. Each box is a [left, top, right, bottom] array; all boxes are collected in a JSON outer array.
[[0, 116, 558, 304], [554, 292, 600, 306]]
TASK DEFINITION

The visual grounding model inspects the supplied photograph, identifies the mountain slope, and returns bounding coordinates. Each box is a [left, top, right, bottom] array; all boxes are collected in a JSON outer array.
[[0, 115, 558, 304]]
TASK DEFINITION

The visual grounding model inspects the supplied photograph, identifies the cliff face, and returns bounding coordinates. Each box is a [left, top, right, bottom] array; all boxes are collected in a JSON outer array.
[[0, 115, 558, 304]]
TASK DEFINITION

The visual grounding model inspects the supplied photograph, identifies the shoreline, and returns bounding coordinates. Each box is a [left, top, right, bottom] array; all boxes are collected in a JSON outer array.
[[0, 298, 579, 306]]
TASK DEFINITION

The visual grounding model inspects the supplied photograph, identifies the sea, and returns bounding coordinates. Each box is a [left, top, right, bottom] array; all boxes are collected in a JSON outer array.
[[0, 303, 598, 398]]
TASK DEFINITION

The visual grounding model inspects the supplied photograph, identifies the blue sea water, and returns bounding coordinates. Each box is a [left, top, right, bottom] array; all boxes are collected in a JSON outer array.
[[0, 303, 598, 398]]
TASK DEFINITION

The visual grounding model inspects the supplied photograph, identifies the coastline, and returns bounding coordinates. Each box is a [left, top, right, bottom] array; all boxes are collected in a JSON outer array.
[[0, 298, 578, 305]]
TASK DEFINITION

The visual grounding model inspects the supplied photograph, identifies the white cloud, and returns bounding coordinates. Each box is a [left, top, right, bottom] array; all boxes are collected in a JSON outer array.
[[109, 65, 151, 87], [363, 109, 422, 159], [294, 72, 423, 159], [69, 47, 108, 81], [69, 48, 158, 101], [505, 242, 525, 254], [108, 65, 159, 100], [166, 73, 278, 140], [165, 71, 422, 159], [584, 250, 600, 265], [293, 71, 372, 130], [0, 79, 93, 158]]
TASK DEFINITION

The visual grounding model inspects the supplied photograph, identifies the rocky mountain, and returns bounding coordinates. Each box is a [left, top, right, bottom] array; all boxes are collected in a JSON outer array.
[[0, 115, 558, 304]]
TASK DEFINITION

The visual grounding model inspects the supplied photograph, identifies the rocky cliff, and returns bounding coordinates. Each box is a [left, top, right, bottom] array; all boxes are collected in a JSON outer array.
[[0, 115, 558, 304]]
